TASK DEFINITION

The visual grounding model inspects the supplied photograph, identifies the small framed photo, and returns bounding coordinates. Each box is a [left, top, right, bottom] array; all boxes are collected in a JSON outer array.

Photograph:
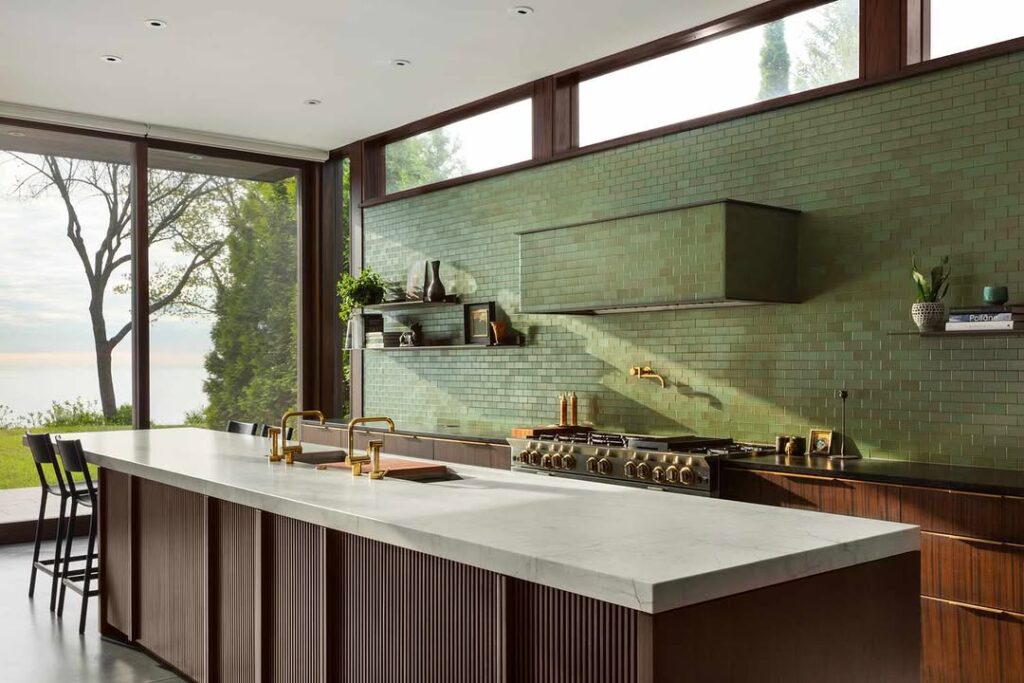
[[808, 429, 833, 456], [463, 302, 496, 345]]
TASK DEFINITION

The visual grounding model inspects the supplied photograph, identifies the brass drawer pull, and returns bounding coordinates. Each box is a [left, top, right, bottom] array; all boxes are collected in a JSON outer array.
[[766, 472, 837, 483], [923, 531, 1024, 551], [923, 595, 1024, 621]]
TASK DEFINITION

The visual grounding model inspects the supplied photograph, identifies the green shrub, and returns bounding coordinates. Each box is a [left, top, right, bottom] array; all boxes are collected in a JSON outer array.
[[21, 398, 132, 428]]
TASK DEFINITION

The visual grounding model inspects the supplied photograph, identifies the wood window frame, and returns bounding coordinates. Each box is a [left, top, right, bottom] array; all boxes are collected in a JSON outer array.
[[343, 0, 1024, 209]]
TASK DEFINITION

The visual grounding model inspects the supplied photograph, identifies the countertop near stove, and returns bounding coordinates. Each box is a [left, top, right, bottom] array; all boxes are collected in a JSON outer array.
[[74, 427, 918, 614], [724, 454, 1024, 497]]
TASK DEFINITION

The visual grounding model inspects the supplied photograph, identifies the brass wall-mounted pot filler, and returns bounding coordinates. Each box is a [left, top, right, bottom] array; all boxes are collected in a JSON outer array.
[[629, 365, 666, 388]]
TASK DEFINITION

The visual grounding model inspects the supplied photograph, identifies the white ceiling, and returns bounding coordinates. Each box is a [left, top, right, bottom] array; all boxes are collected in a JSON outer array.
[[0, 0, 761, 156]]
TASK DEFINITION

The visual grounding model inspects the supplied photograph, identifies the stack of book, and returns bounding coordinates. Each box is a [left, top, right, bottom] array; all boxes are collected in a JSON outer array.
[[365, 331, 402, 348], [946, 304, 1024, 331]]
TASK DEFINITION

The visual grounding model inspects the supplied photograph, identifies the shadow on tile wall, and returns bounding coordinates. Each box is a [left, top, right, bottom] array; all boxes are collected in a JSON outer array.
[[363, 52, 1024, 470]]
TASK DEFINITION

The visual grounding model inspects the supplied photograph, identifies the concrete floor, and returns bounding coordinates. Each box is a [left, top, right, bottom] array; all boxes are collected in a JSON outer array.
[[0, 542, 185, 682]]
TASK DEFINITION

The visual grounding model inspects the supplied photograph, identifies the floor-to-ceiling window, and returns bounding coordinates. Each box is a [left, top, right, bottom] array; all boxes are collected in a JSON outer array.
[[0, 124, 134, 487], [147, 150, 300, 429]]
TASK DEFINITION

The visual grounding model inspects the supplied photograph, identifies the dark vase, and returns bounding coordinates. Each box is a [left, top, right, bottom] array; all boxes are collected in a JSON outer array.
[[426, 260, 446, 302]]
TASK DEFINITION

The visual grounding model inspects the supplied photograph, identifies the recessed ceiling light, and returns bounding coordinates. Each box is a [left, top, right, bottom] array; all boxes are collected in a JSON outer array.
[[101, 54, 123, 64], [188, 154, 203, 161], [391, 58, 412, 68], [6, 130, 26, 137], [303, 98, 322, 106], [509, 5, 534, 16], [145, 19, 168, 28]]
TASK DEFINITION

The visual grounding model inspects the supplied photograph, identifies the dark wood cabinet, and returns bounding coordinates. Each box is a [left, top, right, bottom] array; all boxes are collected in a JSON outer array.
[[922, 596, 1024, 683], [901, 486, 1006, 542], [722, 466, 1024, 682], [434, 439, 509, 469], [299, 423, 510, 469], [720, 469, 899, 521], [922, 532, 1024, 615]]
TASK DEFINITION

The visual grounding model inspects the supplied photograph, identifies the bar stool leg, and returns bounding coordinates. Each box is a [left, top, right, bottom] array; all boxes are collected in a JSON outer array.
[[57, 498, 77, 618], [78, 508, 97, 634], [28, 489, 47, 597], [49, 494, 68, 611]]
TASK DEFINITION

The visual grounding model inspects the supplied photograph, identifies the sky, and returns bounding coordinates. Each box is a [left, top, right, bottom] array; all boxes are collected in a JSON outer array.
[[0, 0, 1022, 423]]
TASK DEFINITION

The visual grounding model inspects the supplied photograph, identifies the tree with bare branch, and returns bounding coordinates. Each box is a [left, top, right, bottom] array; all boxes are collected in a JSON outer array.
[[4, 153, 233, 419]]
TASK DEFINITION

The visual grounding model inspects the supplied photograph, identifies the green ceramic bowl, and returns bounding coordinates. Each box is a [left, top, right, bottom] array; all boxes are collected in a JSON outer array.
[[983, 286, 1009, 306]]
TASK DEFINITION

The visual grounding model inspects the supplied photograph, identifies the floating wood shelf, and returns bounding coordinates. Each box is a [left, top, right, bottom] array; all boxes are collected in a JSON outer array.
[[888, 330, 1024, 338], [347, 343, 525, 352], [360, 300, 459, 313]]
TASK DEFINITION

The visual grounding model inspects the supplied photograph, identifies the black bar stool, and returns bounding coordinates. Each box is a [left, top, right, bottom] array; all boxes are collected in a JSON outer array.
[[24, 432, 81, 611], [226, 419, 258, 435], [54, 438, 100, 634], [258, 423, 293, 440]]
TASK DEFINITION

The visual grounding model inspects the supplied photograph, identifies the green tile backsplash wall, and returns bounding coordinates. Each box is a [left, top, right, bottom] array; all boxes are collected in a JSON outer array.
[[363, 53, 1024, 469]]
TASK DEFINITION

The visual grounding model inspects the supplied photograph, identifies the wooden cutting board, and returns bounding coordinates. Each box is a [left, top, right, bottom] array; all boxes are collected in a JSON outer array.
[[316, 457, 449, 480]]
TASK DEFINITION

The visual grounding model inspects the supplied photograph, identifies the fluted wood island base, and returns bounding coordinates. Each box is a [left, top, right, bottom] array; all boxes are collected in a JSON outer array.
[[99, 469, 920, 682]]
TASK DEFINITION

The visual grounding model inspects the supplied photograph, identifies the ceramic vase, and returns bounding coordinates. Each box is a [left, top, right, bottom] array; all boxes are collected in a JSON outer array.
[[426, 260, 446, 302], [911, 302, 947, 332]]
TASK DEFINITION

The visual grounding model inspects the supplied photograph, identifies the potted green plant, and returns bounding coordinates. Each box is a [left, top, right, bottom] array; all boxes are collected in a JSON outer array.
[[911, 255, 950, 332], [337, 267, 386, 321]]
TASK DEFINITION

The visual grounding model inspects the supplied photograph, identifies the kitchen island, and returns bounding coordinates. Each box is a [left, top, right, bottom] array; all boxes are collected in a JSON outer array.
[[83, 428, 920, 682]]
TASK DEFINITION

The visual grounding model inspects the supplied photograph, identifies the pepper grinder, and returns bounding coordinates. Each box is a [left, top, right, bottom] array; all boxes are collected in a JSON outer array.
[[830, 384, 860, 460]]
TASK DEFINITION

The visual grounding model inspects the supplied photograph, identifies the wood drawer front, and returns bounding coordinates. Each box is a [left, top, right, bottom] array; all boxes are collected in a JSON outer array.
[[922, 596, 1024, 683], [901, 486, 1005, 542], [1005, 495, 1024, 545], [434, 440, 510, 469], [300, 423, 342, 447], [720, 470, 899, 521], [382, 433, 434, 459], [921, 533, 1024, 615], [817, 477, 901, 521]]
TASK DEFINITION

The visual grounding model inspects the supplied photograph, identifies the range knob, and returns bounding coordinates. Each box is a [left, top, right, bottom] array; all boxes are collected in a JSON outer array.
[[636, 462, 652, 480], [679, 466, 696, 486], [666, 465, 680, 483], [529, 450, 542, 466], [597, 458, 613, 475], [541, 454, 553, 469], [652, 466, 666, 483], [518, 451, 531, 464], [551, 454, 564, 469], [585, 457, 598, 473], [562, 454, 577, 469], [623, 461, 638, 479]]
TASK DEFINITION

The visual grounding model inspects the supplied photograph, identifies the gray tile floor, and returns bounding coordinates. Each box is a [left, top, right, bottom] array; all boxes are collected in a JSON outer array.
[[0, 542, 185, 682]]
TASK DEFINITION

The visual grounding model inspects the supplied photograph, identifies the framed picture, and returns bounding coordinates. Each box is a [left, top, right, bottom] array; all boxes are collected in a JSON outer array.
[[463, 302, 496, 345], [808, 429, 833, 456]]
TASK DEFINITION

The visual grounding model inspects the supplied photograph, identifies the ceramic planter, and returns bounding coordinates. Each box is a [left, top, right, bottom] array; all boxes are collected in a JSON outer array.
[[911, 302, 947, 332]]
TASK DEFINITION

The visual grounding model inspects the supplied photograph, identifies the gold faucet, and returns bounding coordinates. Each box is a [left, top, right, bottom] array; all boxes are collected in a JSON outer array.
[[270, 410, 326, 464], [346, 416, 395, 477], [630, 365, 666, 388], [367, 439, 386, 480]]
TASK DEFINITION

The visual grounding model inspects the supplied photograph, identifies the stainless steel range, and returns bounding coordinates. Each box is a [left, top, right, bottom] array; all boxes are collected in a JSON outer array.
[[508, 431, 769, 496]]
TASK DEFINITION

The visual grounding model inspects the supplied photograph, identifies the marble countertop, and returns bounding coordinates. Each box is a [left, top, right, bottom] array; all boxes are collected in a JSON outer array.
[[73, 428, 918, 614]]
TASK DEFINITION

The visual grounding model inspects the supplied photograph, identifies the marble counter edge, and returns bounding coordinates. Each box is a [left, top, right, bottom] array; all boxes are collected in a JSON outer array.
[[85, 449, 919, 615]]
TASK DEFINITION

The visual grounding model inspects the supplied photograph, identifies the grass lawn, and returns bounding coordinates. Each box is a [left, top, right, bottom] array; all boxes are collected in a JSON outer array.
[[0, 425, 131, 490]]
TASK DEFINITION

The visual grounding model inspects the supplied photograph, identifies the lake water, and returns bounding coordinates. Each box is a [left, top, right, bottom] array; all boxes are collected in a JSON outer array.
[[0, 360, 207, 426]]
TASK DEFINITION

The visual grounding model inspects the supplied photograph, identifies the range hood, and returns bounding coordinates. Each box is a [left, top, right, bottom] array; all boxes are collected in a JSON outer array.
[[517, 199, 800, 315]]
